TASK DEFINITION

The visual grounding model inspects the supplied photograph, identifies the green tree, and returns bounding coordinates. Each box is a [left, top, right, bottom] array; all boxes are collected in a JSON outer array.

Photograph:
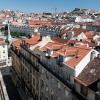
[[4, 30, 8, 35], [5, 40, 9, 45], [5, 24, 8, 30]]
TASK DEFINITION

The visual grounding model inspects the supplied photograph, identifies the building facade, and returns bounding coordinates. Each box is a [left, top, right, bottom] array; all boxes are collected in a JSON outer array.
[[0, 38, 8, 67], [11, 35, 99, 100], [10, 25, 35, 36]]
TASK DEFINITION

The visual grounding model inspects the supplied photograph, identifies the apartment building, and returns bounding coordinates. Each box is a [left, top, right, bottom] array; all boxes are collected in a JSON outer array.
[[10, 25, 35, 36], [38, 41, 99, 100], [11, 35, 40, 100], [11, 35, 52, 100], [0, 38, 8, 67], [11, 34, 99, 100], [38, 26, 62, 37]]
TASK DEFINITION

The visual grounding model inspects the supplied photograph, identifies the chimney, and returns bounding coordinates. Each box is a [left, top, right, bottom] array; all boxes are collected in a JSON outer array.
[[85, 43, 89, 47], [39, 35, 42, 41]]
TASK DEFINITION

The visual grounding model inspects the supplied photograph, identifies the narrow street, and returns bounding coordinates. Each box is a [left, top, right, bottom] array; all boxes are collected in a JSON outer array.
[[3, 75, 22, 100]]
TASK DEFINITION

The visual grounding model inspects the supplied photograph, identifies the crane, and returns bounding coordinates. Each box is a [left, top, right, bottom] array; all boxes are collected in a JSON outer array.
[[52, 7, 57, 14]]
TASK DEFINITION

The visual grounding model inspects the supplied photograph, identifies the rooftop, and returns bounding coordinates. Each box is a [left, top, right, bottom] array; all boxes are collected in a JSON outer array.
[[75, 57, 100, 86]]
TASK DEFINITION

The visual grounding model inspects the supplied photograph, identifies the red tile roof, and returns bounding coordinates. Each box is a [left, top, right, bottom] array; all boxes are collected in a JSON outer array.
[[12, 35, 40, 49], [75, 57, 100, 86], [51, 37, 69, 44], [63, 46, 91, 69], [12, 39, 22, 49]]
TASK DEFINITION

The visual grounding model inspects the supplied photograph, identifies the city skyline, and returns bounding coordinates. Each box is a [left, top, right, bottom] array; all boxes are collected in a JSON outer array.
[[0, 0, 100, 13]]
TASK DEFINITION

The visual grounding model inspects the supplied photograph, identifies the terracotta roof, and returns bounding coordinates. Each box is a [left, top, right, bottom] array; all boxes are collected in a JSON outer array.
[[12, 39, 22, 49], [40, 42, 63, 51], [12, 35, 40, 49], [0, 38, 4, 41], [59, 28, 71, 35], [74, 31, 83, 36], [76, 57, 100, 86], [46, 43, 62, 50], [72, 28, 88, 32], [0, 41, 6, 45], [51, 37, 69, 44], [68, 40, 79, 45], [84, 31, 94, 39], [57, 45, 77, 56], [83, 40, 96, 47], [40, 42, 63, 58], [29, 20, 51, 25], [63, 46, 91, 69], [26, 35, 40, 45]]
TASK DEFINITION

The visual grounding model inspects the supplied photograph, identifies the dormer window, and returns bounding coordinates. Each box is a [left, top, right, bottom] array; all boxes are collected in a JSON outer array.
[[47, 49, 51, 55], [59, 55, 63, 62]]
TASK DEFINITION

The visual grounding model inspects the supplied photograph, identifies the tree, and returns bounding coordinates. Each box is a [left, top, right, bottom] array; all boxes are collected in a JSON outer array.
[[5, 24, 8, 30], [4, 30, 8, 35], [5, 40, 10, 45]]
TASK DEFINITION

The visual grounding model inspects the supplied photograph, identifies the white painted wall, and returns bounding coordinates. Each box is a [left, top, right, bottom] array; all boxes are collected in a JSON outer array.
[[75, 49, 99, 77], [0, 44, 8, 66], [77, 32, 87, 41], [87, 90, 95, 100]]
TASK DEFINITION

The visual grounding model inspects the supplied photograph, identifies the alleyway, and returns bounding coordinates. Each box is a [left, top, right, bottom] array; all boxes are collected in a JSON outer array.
[[3, 75, 22, 100]]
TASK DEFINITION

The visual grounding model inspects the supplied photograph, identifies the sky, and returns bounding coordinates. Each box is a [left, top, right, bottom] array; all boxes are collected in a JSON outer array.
[[0, 0, 100, 13]]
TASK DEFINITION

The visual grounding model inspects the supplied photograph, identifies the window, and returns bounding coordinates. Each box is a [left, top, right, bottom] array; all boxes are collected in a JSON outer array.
[[50, 89, 54, 100], [57, 81, 61, 90], [41, 68, 44, 73], [47, 49, 51, 55], [90, 51, 96, 61], [46, 97, 48, 100], [33, 78, 35, 86], [41, 80, 44, 88], [64, 88, 69, 97], [59, 55, 63, 62], [46, 85, 49, 92], [41, 92, 44, 98], [29, 74, 32, 83], [53, 65, 56, 71], [81, 85, 87, 97], [36, 82, 38, 90], [3, 45, 5, 48], [3, 50, 5, 53], [33, 69, 35, 75], [51, 89, 54, 95], [51, 76, 54, 84], [57, 96, 60, 100], [46, 71, 49, 79], [67, 73, 70, 82]]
